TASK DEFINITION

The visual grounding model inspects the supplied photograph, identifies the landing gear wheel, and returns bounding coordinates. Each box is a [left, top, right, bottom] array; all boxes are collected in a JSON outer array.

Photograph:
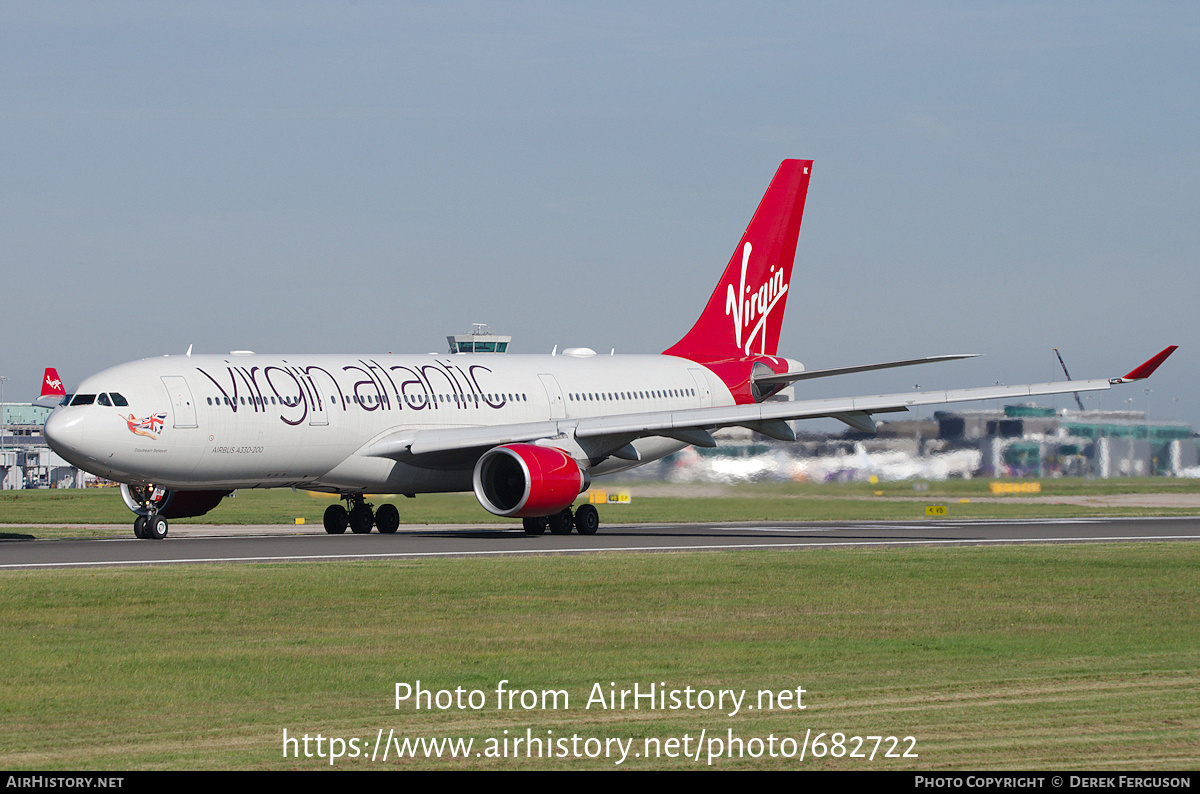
[[349, 504, 375, 534], [522, 516, 548, 536], [323, 504, 348, 534], [574, 504, 599, 535], [144, 515, 168, 540], [375, 504, 400, 534], [133, 515, 147, 539], [549, 507, 575, 535]]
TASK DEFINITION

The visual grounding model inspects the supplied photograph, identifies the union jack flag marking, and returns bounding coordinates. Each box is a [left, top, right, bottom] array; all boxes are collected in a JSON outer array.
[[125, 413, 168, 439]]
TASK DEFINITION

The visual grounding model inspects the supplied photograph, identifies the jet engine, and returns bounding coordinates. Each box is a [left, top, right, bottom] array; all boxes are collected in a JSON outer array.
[[473, 443, 589, 518], [120, 483, 234, 519]]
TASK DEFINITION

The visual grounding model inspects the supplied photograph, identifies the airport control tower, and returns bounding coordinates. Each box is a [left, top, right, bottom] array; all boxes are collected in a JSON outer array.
[[447, 324, 511, 354]]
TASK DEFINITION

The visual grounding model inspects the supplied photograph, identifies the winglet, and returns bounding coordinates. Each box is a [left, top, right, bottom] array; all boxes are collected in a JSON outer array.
[[1113, 346, 1178, 383]]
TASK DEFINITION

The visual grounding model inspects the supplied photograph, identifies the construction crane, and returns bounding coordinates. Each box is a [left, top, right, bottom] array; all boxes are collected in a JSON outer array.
[[1053, 347, 1087, 411]]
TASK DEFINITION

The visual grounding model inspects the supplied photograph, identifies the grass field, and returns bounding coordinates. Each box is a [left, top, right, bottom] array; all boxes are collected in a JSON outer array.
[[2, 480, 1198, 769], [1, 544, 1197, 770]]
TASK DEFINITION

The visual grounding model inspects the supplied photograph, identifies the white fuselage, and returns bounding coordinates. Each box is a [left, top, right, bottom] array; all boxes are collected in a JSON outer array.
[[44, 351, 736, 494]]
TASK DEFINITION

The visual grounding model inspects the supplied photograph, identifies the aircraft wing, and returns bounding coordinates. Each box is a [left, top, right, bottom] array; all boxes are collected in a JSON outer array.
[[571, 374, 1118, 442], [364, 347, 1176, 463], [366, 421, 578, 459]]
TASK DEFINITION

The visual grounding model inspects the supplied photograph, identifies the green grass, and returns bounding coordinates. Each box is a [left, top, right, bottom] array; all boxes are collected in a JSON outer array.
[[1, 544, 1198, 769], [2, 478, 1199, 539], [770, 475, 1200, 498]]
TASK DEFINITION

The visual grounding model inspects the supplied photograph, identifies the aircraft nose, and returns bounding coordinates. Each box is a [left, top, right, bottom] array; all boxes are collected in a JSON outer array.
[[43, 409, 91, 464]]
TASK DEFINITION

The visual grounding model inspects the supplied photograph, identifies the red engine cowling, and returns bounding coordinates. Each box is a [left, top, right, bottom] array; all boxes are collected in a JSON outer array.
[[473, 444, 588, 518], [120, 483, 233, 519]]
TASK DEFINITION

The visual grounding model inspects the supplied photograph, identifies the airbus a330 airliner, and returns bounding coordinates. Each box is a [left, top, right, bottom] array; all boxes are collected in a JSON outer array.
[[43, 160, 1176, 539]]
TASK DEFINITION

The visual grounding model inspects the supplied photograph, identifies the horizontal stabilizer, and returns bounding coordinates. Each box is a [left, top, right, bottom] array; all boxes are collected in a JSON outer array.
[[754, 354, 979, 386]]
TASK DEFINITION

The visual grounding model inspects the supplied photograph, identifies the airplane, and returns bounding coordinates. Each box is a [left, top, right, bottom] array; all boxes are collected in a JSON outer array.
[[42, 159, 1177, 540], [35, 368, 67, 408]]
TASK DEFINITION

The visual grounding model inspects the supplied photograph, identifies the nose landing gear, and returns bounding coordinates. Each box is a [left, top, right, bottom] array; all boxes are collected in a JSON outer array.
[[131, 509, 167, 539], [144, 514, 169, 540], [129, 483, 168, 540]]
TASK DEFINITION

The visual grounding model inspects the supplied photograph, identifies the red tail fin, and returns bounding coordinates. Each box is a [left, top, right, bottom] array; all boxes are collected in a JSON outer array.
[[664, 159, 812, 363], [41, 368, 65, 399], [36, 368, 67, 407]]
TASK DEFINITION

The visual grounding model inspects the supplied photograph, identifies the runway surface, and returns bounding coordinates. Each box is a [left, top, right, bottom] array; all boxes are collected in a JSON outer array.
[[3, 516, 1200, 569]]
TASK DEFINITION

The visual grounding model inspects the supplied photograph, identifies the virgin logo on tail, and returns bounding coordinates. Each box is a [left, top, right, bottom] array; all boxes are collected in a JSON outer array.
[[726, 242, 789, 356], [663, 159, 811, 366], [41, 368, 65, 397]]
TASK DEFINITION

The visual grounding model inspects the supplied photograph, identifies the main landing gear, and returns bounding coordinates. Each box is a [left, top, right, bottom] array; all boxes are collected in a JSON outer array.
[[323, 495, 400, 535], [522, 503, 600, 536]]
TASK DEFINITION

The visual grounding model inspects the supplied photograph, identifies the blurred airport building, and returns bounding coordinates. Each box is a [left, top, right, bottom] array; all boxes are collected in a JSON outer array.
[[628, 404, 1199, 484], [0, 403, 84, 489], [447, 324, 511, 354]]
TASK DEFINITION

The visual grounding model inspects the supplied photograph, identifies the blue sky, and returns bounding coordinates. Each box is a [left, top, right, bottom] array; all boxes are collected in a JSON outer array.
[[2, 2, 1195, 424]]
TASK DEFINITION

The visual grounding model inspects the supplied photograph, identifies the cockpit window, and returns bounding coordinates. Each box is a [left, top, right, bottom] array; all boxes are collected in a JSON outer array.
[[97, 394, 111, 406], [109, 392, 129, 406], [70, 394, 96, 406], [60, 394, 73, 406]]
